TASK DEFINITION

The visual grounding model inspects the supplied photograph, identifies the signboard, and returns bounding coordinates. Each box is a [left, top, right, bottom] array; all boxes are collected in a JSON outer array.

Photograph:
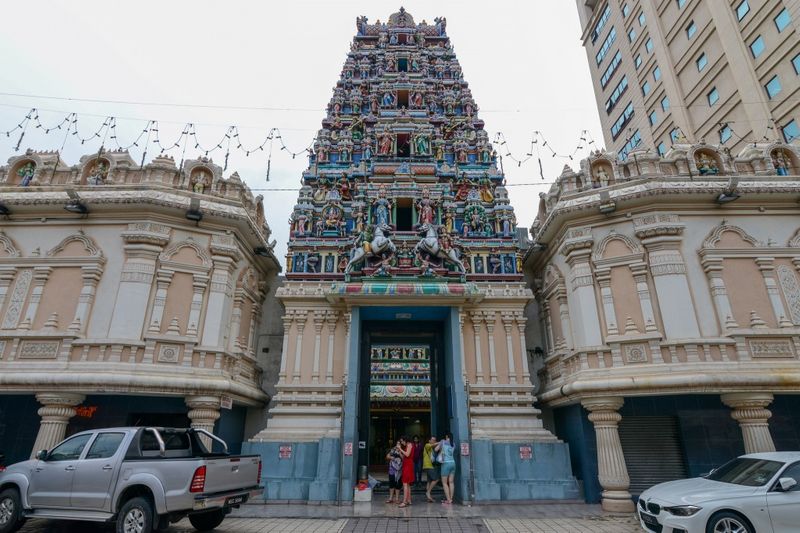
[[519, 445, 533, 460], [358, 441, 366, 449], [344, 442, 353, 456], [279, 445, 292, 459], [75, 406, 98, 418], [220, 396, 233, 410], [460, 442, 470, 457]]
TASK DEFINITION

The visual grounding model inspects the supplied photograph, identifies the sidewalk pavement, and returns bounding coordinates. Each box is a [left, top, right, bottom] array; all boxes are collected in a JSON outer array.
[[18, 501, 642, 532]]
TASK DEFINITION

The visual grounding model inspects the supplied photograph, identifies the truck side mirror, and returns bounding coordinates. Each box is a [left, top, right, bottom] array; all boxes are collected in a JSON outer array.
[[35, 450, 48, 461], [778, 477, 797, 492]]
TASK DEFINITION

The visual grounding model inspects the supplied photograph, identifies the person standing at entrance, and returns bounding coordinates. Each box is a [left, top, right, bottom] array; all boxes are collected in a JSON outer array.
[[423, 435, 440, 502], [386, 440, 403, 504], [412, 435, 423, 486], [398, 435, 414, 508], [435, 432, 456, 504]]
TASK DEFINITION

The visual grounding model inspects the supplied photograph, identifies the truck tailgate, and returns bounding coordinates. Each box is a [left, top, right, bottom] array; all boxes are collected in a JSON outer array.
[[202, 455, 260, 494]]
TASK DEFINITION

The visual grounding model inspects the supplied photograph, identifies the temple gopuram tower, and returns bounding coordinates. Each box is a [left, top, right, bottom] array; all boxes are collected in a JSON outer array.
[[245, 8, 578, 503]]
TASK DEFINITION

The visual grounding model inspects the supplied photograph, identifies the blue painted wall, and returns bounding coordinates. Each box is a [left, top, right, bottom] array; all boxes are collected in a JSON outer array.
[[216, 405, 247, 455], [0, 395, 40, 465], [552, 404, 601, 503]]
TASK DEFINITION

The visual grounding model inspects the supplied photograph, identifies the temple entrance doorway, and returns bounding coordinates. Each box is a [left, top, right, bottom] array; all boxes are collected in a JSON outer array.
[[358, 320, 448, 480]]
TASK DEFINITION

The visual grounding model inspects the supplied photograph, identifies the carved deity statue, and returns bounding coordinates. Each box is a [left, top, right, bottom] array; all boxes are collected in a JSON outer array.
[[593, 165, 610, 187], [416, 187, 436, 226], [87, 160, 109, 185], [378, 131, 394, 155], [696, 153, 719, 175], [772, 149, 791, 176], [413, 131, 431, 155], [373, 185, 393, 226], [191, 170, 211, 194], [17, 161, 35, 186]]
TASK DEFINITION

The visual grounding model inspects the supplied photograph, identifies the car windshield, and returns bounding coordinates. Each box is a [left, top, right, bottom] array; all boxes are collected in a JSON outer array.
[[707, 458, 783, 486]]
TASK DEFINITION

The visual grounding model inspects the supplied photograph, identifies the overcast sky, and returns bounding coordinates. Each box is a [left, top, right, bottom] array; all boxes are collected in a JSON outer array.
[[0, 0, 603, 263]]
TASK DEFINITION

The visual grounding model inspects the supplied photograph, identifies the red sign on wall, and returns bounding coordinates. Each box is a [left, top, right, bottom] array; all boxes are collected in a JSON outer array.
[[279, 445, 292, 459], [344, 442, 353, 456], [519, 445, 533, 460], [460, 442, 470, 457]]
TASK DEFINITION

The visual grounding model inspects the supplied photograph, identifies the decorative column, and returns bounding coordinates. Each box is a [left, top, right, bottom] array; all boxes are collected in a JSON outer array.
[[458, 310, 467, 380], [562, 229, 603, 347], [30, 393, 85, 457], [555, 288, 574, 349], [21, 267, 52, 328], [595, 268, 619, 336], [292, 311, 308, 383], [483, 311, 498, 384], [541, 300, 555, 353], [702, 257, 737, 330], [721, 393, 776, 454], [582, 397, 634, 513], [148, 271, 174, 333], [278, 311, 294, 383], [325, 310, 339, 384], [186, 395, 221, 450], [755, 259, 791, 327], [501, 312, 517, 384], [187, 274, 209, 337], [311, 310, 325, 383], [201, 249, 237, 347], [70, 265, 103, 332], [227, 293, 243, 352], [109, 223, 170, 338], [343, 309, 352, 376], [514, 311, 532, 383], [470, 312, 485, 384], [631, 263, 658, 332], [0, 268, 17, 324]]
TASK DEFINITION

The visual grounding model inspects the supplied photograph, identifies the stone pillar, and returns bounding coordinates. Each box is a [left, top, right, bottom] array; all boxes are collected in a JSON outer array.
[[186, 395, 221, 450], [541, 300, 555, 353], [148, 271, 174, 333], [470, 312, 485, 384], [631, 263, 658, 332], [202, 256, 236, 347], [483, 311, 498, 384], [228, 293, 243, 353], [325, 310, 338, 384], [312, 310, 325, 383], [22, 267, 52, 328], [71, 265, 102, 332], [582, 397, 634, 513], [31, 393, 85, 458], [514, 311, 532, 383], [292, 311, 308, 383], [756, 259, 791, 327], [501, 312, 517, 384], [721, 393, 776, 454], [187, 274, 208, 337], [0, 268, 16, 316], [596, 269, 619, 335], [278, 311, 294, 383], [555, 288, 574, 349], [702, 258, 737, 330], [562, 230, 603, 347]]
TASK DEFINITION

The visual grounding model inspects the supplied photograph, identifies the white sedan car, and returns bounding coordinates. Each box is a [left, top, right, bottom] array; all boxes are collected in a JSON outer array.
[[637, 452, 800, 533]]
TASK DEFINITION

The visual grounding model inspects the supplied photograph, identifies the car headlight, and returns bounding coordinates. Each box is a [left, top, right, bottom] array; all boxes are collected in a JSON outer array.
[[664, 505, 702, 517]]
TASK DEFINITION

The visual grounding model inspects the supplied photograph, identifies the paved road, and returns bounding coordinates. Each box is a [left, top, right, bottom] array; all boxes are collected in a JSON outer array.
[[18, 516, 642, 533]]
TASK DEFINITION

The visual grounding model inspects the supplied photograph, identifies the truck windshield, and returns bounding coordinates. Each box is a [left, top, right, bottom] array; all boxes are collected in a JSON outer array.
[[707, 458, 783, 486]]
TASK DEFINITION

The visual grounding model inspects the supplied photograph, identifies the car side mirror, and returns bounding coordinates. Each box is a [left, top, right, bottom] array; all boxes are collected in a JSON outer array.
[[35, 450, 48, 461], [778, 477, 797, 492]]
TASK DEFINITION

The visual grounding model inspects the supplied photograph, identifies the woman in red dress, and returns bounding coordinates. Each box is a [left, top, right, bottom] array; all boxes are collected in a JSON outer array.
[[399, 435, 414, 508]]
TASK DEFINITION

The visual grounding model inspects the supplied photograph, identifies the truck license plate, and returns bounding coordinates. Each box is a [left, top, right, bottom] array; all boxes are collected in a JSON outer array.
[[226, 495, 247, 506]]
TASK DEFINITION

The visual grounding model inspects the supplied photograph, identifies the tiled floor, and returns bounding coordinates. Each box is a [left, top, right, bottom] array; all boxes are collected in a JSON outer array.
[[484, 517, 641, 532]]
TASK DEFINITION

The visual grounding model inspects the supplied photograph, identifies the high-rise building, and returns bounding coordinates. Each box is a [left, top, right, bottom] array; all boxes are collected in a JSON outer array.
[[576, 0, 800, 158], [243, 9, 579, 503]]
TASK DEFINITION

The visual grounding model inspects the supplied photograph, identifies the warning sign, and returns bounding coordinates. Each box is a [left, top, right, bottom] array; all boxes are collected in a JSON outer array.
[[279, 445, 292, 459], [460, 442, 470, 457], [344, 442, 353, 456], [519, 445, 533, 460]]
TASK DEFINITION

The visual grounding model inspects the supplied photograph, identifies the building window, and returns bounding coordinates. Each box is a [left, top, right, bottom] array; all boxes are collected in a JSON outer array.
[[719, 124, 733, 144], [750, 36, 765, 58], [600, 50, 623, 88], [638, 12, 646, 26], [677, 0, 687, 8], [605, 75, 629, 113], [653, 66, 661, 81], [775, 8, 791, 33], [628, 28, 637, 42], [670, 128, 681, 143], [645, 38, 654, 53], [635, 54, 643, 69], [657, 141, 667, 156], [661, 96, 670, 111], [697, 53, 708, 71], [642, 81, 651, 95], [707, 87, 719, 105], [596, 27, 617, 65], [736, 0, 750, 21], [591, 4, 613, 44], [649, 110, 658, 125], [623, 3, 630, 17], [793, 53, 800, 74], [611, 102, 635, 139], [687, 21, 697, 39], [783, 119, 799, 142], [765, 75, 782, 99], [619, 130, 642, 160]]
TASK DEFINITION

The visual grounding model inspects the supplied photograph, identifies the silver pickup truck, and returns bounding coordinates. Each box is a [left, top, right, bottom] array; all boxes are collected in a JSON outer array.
[[0, 427, 262, 533]]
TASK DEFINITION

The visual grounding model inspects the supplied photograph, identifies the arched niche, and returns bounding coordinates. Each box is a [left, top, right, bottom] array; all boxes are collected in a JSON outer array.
[[590, 160, 615, 187], [189, 166, 213, 194], [10, 159, 38, 186], [693, 147, 725, 176], [81, 157, 111, 186], [770, 146, 799, 176]]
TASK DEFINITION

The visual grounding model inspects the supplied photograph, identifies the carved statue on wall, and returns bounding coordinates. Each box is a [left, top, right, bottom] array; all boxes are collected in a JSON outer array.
[[372, 185, 393, 226], [191, 170, 211, 194], [378, 130, 394, 155], [416, 187, 437, 226], [772, 149, 791, 176], [413, 131, 431, 156], [87, 160, 109, 185], [17, 161, 35, 186], [696, 153, 719, 175]]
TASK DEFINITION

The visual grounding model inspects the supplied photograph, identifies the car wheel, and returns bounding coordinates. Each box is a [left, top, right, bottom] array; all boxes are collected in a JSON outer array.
[[188, 509, 226, 531], [117, 496, 154, 533], [0, 489, 25, 533], [706, 511, 753, 533]]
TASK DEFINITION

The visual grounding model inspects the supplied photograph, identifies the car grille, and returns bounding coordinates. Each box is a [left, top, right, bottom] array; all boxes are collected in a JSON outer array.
[[647, 502, 661, 515]]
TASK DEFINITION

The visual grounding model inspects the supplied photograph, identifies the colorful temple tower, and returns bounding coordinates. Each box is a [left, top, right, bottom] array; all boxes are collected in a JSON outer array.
[[245, 9, 578, 502]]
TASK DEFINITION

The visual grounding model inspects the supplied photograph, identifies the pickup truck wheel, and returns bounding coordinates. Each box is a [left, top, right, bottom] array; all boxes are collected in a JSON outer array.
[[0, 488, 25, 533], [117, 496, 154, 533], [188, 509, 226, 531]]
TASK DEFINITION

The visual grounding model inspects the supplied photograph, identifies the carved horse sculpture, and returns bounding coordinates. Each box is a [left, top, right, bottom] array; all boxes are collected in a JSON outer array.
[[414, 224, 466, 273], [345, 224, 397, 274]]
